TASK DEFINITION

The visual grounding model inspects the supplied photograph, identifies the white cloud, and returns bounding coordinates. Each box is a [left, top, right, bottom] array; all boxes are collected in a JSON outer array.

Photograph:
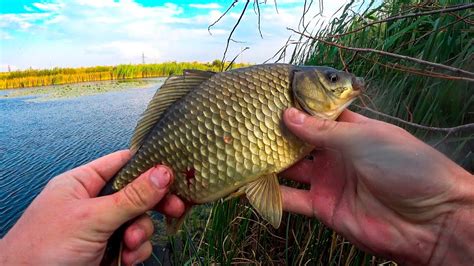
[[189, 3, 222, 9], [0, 13, 51, 30], [32, 2, 64, 12], [0, 0, 348, 70], [0, 30, 12, 40]]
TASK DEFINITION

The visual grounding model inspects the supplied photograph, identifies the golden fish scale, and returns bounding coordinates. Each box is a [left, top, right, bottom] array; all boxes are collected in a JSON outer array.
[[113, 64, 309, 203]]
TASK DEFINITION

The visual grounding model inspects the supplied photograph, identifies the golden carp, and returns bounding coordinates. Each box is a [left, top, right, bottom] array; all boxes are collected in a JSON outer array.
[[101, 63, 363, 230]]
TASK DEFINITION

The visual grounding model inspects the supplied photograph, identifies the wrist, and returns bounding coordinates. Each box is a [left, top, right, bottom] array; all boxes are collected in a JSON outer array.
[[391, 169, 474, 265], [427, 172, 474, 265], [0, 238, 12, 265], [0, 233, 29, 265]]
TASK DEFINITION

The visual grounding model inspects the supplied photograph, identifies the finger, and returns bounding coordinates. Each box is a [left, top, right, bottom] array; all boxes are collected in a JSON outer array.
[[282, 149, 348, 228], [124, 214, 154, 250], [283, 108, 360, 150], [154, 194, 186, 218], [281, 185, 313, 217], [92, 165, 173, 229], [85, 150, 131, 180], [122, 241, 153, 266], [337, 109, 369, 123], [279, 155, 318, 184], [64, 150, 131, 197]]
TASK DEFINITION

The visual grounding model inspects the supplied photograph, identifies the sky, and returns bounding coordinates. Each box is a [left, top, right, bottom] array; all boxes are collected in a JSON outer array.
[[0, 0, 347, 71]]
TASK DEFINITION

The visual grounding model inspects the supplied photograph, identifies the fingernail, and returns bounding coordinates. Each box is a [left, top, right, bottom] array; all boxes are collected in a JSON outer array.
[[150, 166, 170, 189], [287, 108, 306, 125]]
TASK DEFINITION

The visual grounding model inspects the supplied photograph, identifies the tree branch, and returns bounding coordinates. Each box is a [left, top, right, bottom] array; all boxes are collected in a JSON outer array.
[[253, 0, 263, 38], [357, 105, 474, 133], [287, 28, 474, 80], [398, 13, 473, 48], [329, 3, 474, 38], [358, 54, 474, 82], [208, 0, 238, 35], [225, 47, 249, 71], [221, 0, 251, 71]]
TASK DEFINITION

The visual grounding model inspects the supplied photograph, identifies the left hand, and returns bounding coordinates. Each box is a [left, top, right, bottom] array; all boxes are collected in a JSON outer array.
[[0, 150, 185, 265]]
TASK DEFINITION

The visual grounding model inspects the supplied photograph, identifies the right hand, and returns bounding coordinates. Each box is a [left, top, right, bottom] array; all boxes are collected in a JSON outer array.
[[280, 108, 474, 265]]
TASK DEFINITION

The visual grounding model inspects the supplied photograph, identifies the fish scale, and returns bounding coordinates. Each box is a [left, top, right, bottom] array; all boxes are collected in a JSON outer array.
[[111, 64, 308, 203], [100, 63, 363, 264]]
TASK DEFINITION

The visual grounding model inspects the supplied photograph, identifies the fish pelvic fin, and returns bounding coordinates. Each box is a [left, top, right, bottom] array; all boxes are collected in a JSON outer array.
[[129, 70, 215, 154], [223, 189, 246, 201], [241, 173, 282, 229]]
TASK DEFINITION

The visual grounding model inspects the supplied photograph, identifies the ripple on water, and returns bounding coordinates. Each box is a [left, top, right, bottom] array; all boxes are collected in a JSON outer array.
[[0, 81, 162, 237]]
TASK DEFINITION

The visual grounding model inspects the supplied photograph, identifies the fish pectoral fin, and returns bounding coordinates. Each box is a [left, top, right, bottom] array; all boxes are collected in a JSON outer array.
[[242, 173, 282, 229]]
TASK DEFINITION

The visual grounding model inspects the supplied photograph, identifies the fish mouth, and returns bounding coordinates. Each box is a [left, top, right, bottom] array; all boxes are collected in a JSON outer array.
[[296, 93, 359, 120]]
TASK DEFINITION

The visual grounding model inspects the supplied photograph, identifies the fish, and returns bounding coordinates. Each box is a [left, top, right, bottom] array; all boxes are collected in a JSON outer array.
[[99, 63, 363, 264]]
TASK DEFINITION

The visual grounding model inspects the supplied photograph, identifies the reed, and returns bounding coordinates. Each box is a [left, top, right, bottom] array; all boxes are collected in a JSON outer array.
[[0, 61, 247, 89], [161, 0, 472, 265]]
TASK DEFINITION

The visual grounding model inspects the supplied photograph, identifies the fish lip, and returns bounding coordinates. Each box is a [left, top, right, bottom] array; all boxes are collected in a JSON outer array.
[[295, 93, 359, 120]]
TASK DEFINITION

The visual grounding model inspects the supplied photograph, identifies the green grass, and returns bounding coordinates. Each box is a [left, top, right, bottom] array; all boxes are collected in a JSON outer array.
[[147, 1, 473, 264], [0, 60, 248, 89]]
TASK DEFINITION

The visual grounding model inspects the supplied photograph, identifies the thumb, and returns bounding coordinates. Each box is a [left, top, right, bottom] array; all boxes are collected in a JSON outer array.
[[283, 108, 358, 150], [92, 165, 173, 230]]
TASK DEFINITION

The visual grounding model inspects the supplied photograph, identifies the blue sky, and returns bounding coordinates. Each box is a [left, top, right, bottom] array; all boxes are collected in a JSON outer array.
[[0, 0, 346, 71]]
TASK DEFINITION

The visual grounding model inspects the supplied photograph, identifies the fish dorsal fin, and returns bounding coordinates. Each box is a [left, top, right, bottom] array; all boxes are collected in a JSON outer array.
[[129, 70, 215, 153], [240, 173, 283, 228]]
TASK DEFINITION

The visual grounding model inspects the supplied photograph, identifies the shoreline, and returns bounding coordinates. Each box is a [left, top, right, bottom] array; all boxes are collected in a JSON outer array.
[[1, 78, 165, 102], [0, 75, 169, 90], [0, 61, 249, 90]]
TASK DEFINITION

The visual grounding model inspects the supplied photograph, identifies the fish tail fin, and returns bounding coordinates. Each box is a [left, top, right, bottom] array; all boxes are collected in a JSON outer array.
[[98, 175, 123, 266], [100, 224, 126, 266]]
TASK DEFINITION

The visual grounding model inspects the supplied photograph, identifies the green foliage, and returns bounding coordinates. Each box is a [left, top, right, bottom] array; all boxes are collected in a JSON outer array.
[[0, 61, 248, 89], [163, 0, 473, 265], [297, 0, 472, 167]]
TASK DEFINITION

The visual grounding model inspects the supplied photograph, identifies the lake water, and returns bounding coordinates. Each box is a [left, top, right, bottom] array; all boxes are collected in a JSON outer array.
[[0, 79, 164, 237]]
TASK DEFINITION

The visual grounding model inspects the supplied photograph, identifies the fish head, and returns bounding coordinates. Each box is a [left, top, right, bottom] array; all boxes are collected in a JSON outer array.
[[292, 66, 364, 120]]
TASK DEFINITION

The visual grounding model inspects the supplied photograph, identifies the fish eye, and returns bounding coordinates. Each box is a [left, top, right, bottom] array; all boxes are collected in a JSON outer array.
[[328, 73, 338, 83]]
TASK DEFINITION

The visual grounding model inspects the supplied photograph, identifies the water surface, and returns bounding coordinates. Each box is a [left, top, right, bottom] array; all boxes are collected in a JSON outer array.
[[0, 79, 164, 237]]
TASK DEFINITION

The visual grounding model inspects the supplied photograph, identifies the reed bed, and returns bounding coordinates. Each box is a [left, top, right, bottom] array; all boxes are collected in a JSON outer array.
[[157, 0, 473, 265], [0, 61, 246, 89]]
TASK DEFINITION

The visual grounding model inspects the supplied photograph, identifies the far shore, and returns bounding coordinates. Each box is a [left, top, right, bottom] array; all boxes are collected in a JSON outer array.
[[0, 61, 249, 90], [1, 78, 164, 102]]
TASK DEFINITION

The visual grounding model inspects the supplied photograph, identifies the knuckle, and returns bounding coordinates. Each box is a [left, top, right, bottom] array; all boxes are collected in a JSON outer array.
[[312, 118, 337, 132], [142, 241, 153, 257], [378, 121, 408, 136], [140, 216, 155, 237], [122, 183, 149, 209]]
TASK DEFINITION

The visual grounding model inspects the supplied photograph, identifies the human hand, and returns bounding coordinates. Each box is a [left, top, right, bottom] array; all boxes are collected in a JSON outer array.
[[280, 108, 474, 265], [0, 150, 185, 265]]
